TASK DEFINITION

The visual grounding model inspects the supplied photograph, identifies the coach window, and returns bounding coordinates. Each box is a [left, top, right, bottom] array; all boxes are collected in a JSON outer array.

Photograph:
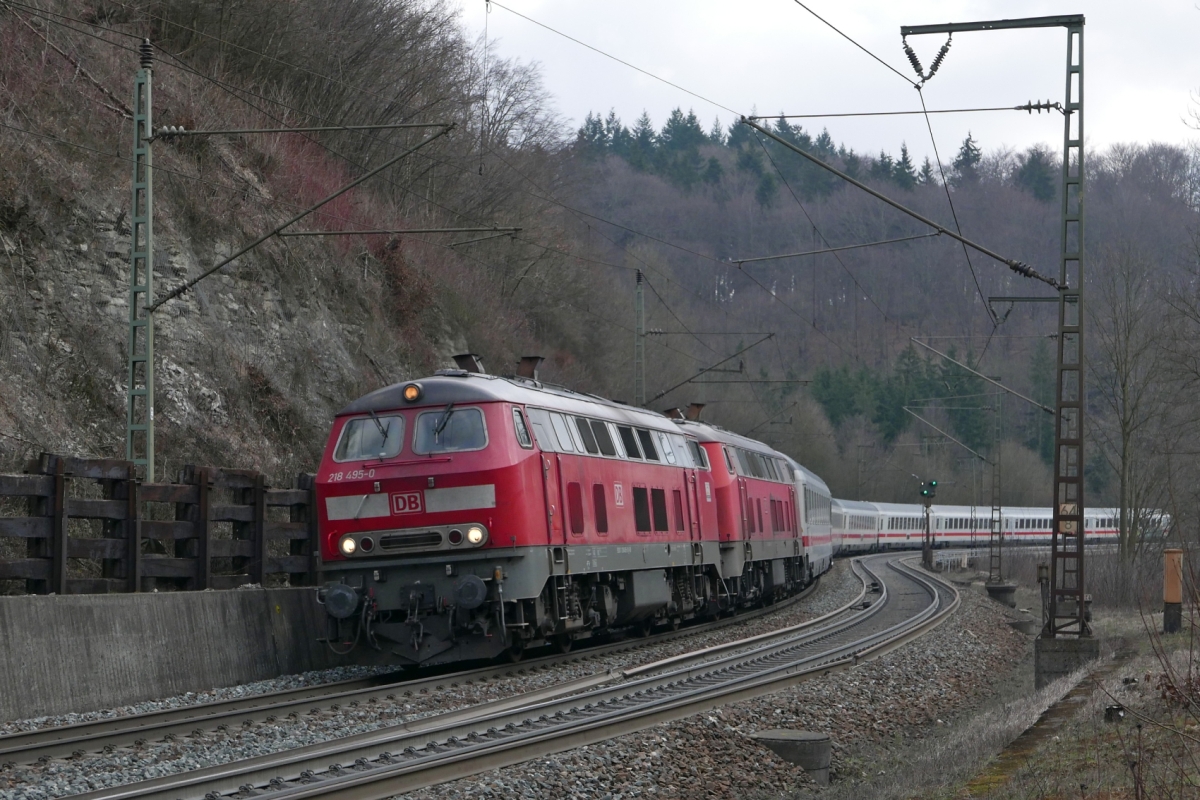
[[512, 408, 533, 449], [591, 420, 618, 456], [334, 415, 404, 462], [637, 429, 660, 461], [651, 489, 670, 531], [656, 432, 678, 465], [574, 417, 600, 454], [413, 408, 486, 454], [633, 487, 652, 532], [547, 413, 575, 452], [617, 426, 642, 459], [593, 484, 609, 533], [567, 482, 585, 535]]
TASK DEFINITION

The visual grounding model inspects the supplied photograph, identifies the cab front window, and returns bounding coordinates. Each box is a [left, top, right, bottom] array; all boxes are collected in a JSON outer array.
[[414, 407, 488, 453], [334, 415, 404, 462]]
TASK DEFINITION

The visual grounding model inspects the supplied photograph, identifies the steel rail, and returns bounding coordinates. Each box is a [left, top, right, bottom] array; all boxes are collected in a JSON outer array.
[[57, 567, 873, 800], [1, 572, 826, 765], [218, 557, 949, 800], [63, 558, 950, 800]]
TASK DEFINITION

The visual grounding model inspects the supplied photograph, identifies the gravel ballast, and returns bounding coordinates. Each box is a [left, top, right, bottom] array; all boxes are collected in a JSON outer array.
[[395, 569, 1030, 800], [0, 563, 863, 800]]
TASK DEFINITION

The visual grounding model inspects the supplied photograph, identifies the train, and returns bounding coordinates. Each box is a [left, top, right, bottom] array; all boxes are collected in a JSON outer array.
[[313, 358, 1132, 667]]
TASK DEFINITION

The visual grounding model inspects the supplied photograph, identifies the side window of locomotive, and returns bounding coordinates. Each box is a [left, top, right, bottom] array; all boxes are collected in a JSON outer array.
[[734, 448, 751, 476], [413, 407, 487, 454], [617, 426, 642, 459], [512, 408, 533, 449], [687, 440, 710, 470], [656, 432, 677, 465], [590, 420, 618, 456], [549, 413, 576, 452], [567, 482, 585, 535], [607, 423, 627, 458], [524, 408, 555, 451], [651, 488, 670, 531], [334, 415, 404, 462], [593, 484, 609, 533], [574, 417, 600, 454], [668, 433, 692, 468], [636, 429, 660, 461], [633, 487, 652, 532], [765, 458, 780, 482], [723, 447, 736, 474]]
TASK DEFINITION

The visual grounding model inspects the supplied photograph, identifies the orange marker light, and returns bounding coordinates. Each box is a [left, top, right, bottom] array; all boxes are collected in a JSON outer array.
[[403, 383, 422, 402]]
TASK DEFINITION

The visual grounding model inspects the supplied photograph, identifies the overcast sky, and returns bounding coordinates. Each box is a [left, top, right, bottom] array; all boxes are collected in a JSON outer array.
[[456, 0, 1200, 162]]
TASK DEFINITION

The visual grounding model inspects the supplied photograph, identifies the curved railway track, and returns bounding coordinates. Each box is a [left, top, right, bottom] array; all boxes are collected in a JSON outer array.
[[57, 555, 955, 800], [0, 567, 832, 767]]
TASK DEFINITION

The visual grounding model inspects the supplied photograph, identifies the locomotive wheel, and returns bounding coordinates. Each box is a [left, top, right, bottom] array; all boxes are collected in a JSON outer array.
[[669, 616, 681, 631], [636, 618, 655, 638], [553, 634, 573, 654]]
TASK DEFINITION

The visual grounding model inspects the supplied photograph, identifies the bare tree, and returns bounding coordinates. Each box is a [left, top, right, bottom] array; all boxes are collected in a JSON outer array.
[[1089, 245, 1171, 558]]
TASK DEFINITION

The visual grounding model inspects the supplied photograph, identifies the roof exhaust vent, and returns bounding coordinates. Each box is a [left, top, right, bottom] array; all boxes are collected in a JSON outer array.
[[452, 353, 486, 373], [686, 403, 706, 421], [664, 408, 685, 420], [516, 355, 545, 380]]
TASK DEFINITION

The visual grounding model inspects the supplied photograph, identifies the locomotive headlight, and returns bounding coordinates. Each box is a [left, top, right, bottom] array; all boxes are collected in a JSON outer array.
[[466, 526, 485, 545], [402, 383, 423, 402], [339, 536, 357, 555]]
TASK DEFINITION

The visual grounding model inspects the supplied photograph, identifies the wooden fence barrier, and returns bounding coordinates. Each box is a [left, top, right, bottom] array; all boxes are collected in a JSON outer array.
[[0, 454, 319, 594]]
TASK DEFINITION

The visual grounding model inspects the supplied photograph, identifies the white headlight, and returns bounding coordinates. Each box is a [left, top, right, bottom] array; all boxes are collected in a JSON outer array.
[[466, 526, 484, 545], [340, 537, 357, 555]]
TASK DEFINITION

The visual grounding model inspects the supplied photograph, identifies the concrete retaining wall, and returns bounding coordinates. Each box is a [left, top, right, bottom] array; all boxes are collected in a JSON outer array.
[[0, 587, 342, 722]]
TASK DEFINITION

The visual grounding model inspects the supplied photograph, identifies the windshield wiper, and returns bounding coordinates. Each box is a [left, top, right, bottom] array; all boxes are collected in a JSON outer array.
[[368, 409, 391, 457], [434, 402, 456, 437]]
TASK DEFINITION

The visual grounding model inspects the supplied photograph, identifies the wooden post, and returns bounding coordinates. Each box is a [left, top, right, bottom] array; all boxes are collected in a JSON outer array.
[[251, 472, 266, 585], [46, 455, 67, 595], [297, 473, 321, 585], [125, 462, 141, 592], [1165, 548, 1184, 634], [196, 467, 211, 589]]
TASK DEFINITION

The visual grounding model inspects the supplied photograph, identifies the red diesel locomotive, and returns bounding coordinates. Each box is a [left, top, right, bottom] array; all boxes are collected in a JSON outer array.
[[315, 361, 824, 665]]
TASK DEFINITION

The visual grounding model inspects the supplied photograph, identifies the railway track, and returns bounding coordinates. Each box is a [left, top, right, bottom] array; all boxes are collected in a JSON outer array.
[[0, 568, 834, 767], [60, 555, 954, 800]]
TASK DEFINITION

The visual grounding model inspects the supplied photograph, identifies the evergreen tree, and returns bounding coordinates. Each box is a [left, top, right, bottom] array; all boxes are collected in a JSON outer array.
[[811, 366, 863, 427], [870, 150, 895, 183], [605, 109, 631, 157], [814, 129, 835, 158], [953, 132, 982, 183], [843, 151, 862, 179], [1027, 337, 1055, 463], [1014, 145, 1057, 202], [576, 111, 607, 153], [755, 173, 778, 206], [940, 346, 989, 451], [894, 143, 917, 190], [659, 108, 707, 152], [703, 156, 723, 185], [917, 156, 936, 185], [627, 111, 656, 171], [708, 116, 725, 145]]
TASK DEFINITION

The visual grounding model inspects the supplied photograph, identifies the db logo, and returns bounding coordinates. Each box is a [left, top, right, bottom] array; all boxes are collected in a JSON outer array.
[[391, 491, 423, 514]]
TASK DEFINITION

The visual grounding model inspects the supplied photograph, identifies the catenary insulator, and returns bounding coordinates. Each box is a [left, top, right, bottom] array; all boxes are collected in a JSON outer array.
[[139, 39, 152, 70], [927, 36, 952, 78], [901, 38, 924, 78]]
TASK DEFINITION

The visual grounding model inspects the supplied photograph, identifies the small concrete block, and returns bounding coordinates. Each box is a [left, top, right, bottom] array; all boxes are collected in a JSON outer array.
[[749, 729, 831, 786], [1034, 635, 1101, 690], [985, 582, 1017, 608]]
